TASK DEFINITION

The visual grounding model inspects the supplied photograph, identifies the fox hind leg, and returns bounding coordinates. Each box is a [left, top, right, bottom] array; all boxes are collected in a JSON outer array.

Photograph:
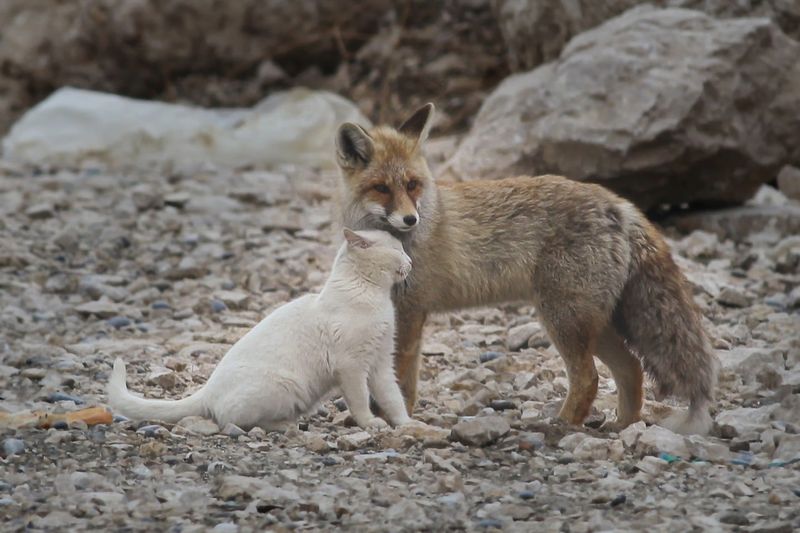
[[538, 312, 600, 425], [595, 326, 643, 430]]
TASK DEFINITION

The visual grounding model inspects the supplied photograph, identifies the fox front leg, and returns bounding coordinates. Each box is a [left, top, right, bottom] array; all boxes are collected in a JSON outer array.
[[394, 309, 427, 416]]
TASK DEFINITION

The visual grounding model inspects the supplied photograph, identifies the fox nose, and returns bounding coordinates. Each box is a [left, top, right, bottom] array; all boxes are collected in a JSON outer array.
[[403, 215, 418, 227]]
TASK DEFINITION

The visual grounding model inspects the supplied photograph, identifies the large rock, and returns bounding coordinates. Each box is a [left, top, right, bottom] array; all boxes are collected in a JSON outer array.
[[2, 87, 367, 171], [493, 0, 800, 72], [493, 0, 641, 71], [0, 0, 392, 133], [450, 7, 800, 210]]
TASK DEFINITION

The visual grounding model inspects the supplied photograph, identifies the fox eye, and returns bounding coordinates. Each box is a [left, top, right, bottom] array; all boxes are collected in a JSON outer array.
[[407, 180, 419, 192], [373, 184, 390, 194]]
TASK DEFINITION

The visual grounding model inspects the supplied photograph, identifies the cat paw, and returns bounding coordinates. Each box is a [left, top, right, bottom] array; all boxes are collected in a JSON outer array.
[[362, 417, 390, 430]]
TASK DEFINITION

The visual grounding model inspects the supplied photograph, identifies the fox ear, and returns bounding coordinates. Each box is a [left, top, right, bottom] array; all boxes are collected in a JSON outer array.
[[399, 103, 435, 146], [343, 228, 373, 249], [336, 123, 374, 169]]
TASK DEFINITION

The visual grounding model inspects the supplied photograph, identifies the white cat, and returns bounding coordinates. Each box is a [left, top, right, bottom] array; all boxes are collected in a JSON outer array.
[[107, 229, 414, 431]]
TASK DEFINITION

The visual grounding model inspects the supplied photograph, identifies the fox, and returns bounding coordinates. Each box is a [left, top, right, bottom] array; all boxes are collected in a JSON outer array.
[[334, 103, 720, 434]]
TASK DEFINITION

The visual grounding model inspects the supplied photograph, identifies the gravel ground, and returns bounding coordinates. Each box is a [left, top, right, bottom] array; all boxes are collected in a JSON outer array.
[[1, 162, 799, 532]]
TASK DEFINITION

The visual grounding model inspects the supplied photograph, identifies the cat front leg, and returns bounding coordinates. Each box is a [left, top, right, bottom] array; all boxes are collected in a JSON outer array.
[[337, 367, 388, 429], [369, 359, 412, 426]]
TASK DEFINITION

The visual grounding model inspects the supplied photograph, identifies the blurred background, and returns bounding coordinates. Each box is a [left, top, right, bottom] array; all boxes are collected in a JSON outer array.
[[2, 0, 800, 214]]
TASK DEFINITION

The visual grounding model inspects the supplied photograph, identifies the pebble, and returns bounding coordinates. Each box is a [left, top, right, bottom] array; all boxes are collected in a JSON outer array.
[[221, 423, 246, 438], [479, 351, 504, 363], [2, 438, 25, 457], [450, 416, 510, 447], [45, 392, 84, 404], [210, 299, 227, 313], [337, 431, 373, 451], [107, 316, 132, 329], [718, 287, 752, 308]]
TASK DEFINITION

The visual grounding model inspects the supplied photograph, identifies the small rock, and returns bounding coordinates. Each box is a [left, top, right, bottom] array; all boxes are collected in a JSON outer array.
[[74, 299, 120, 318], [168, 257, 206, 280], [45, 392, 84, 405], [25, 202, 55, 219], [610, 494, 627, 507], [2, 438, 25, 457], [337, 431, 373, 451], [506, 322, 540, 351], [175, 416, 220, 436], [132, 464, 152, 479], [146, 368, 178, 390], [717, 287, 751, 308], [221, 423, 246, 438], [107, 316, 132, 329], [151, 300, 172, 310], [479, 351, 503, 363], [132, 185, 164, 211], [636, 425, 690, 459], [305, 434, 333, 453], [210, 299, 227, 313], [422, 342, 453, 357], [164, 192, 191, 208], [450, 416, 510, 447], [20, 367, 47, 380], [720, 511, 750, 526], [136, 424, 169, 438], [573, 437, 625, 461], [214, 290, 250, 309], [489, 399, 516, 411], [460, 388, 495, 416], [636, 456, 669, 475]]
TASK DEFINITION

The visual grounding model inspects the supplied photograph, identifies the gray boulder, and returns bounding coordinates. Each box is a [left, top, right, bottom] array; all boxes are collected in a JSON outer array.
[[450, 7, 800, 210], [493, 0, 800, 72]]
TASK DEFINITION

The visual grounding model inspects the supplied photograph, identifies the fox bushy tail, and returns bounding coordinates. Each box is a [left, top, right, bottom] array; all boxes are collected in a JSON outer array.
[[107, 358, 208, 423], [614, 219, 719, 435]]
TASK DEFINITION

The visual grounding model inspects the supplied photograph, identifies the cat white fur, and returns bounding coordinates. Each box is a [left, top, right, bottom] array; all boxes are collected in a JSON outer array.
[[107, 229, 413, 431]]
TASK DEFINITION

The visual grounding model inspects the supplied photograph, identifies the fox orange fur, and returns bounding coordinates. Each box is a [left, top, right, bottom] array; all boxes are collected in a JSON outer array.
[[334, 104, 719, 434]]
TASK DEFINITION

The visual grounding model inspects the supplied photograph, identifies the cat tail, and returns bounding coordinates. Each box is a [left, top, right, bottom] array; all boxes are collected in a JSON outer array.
[[107, 357, 208, 423]]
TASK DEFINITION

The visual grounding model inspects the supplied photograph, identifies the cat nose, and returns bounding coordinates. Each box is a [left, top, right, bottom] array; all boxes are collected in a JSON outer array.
[[403, 215, 417, 226]]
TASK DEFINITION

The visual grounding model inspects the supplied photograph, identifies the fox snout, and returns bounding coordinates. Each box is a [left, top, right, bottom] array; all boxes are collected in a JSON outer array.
[[387, 210, 419, 231]]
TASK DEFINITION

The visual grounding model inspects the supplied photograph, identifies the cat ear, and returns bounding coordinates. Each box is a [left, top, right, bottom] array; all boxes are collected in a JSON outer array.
[[343, 228, 373, 249], [398, 103, 435, 147], [336, 123, 374, 169]]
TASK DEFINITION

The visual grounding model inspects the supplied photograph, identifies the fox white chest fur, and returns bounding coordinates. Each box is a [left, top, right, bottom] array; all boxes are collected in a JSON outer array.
[[108, 229, 413, 431]]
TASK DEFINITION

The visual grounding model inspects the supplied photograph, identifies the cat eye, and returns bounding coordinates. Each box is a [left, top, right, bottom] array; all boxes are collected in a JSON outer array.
[[407, 180, 419, 192], [373, 184, 390, 194]]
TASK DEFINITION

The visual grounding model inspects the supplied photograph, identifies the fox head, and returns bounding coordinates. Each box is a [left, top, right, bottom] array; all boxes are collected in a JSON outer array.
[[335, 104, 435, 236]]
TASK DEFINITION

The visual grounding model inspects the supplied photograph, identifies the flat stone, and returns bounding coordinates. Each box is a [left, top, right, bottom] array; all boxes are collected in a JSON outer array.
[[337, 431, 373, 451], [635, 425, 690, 459], [717, 287, 752, 308], [450, 416, 510, 447], [221, 423, 246, 438], [74, 299, 120, 318], [214, 290, 250, 309], [25, 202, 55, 219]]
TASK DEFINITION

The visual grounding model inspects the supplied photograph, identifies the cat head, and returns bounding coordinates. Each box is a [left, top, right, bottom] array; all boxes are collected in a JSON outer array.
[[342, 228, 412, 285]]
